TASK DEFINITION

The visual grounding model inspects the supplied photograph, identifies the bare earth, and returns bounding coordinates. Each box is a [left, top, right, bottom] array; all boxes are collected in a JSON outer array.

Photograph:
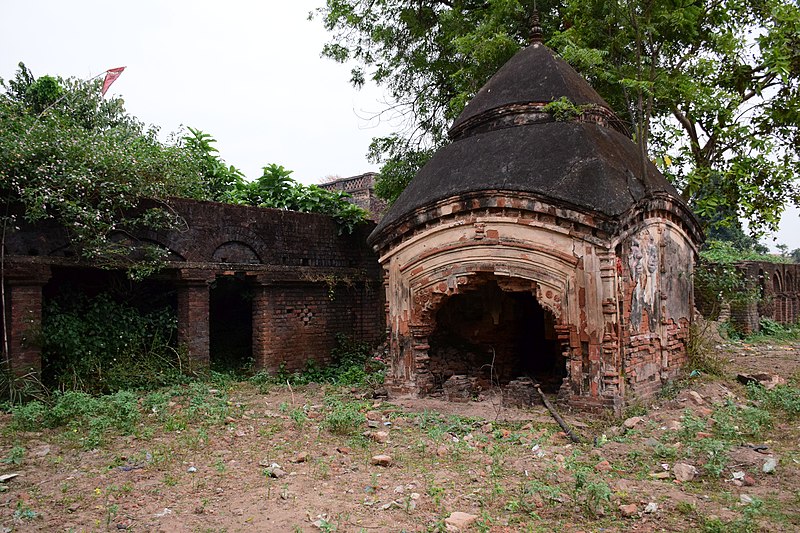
[[1, 337, 799, 532]]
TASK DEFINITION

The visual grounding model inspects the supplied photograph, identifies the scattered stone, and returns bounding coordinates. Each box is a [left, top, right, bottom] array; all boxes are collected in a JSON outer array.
[[649, 471, 670, 479], [673, 463, 698, 482], [266, 466, 287, 478], [688, 391, 705, 405], [371, 455, 392, 467], [0, 474, 19, 483], [445, 511, 478, 531], [737, 373, 786, 390], [763, 457, 777, 473], [366, 410, 382, 421], [619, 504, 638, 517], [643, 437, 661, 448], [740, 494, 754, 505], [695, 431, 713, 439], [32, 445, 51, 458], [665, 420, 682, 431], [623, 416, 645, 430], [367, 420, 381, 428], [187, 466, 197, 473], [291, 452, 309, 463], [732, 471, 745, 481], [644, 502, 658, 514], [743, 475, 756, 486], [336, 447, 351, 455], [369, 431, 390, 444], [595, 460, 612, 472], [154, 508, 172, 518], [696, 407, 714, 417]]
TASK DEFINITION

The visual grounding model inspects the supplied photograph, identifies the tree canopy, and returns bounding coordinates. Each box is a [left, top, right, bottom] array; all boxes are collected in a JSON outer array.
[[317, 0, 800, 236], [0, 63, 367, 276]]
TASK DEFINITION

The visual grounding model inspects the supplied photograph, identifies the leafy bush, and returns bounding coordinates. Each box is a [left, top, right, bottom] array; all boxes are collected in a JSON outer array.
[[42, 292, 185, 394]]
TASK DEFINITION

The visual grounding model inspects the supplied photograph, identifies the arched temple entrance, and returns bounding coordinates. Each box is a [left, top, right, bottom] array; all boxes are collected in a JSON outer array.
[[426, 276, 565, 395]]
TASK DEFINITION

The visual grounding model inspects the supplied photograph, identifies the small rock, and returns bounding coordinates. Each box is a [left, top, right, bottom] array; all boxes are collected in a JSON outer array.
[[436, 445, 449, 458], [623, 416, 645, 430], [619, 503, 638, 517], [187, 466, 197, 473], [649, 471, 670, 479], [370, 431, 390, 444], [595, 460, 612, 472], [737, 373, 786, 390], [336, 446, 351, 455], [673, 462, 698, 482], [664, 420, 681, 431], [445, 511, 479, 531], [367, 420, 380, 428], [695, 431, 713, 439], [291, 452, 309, 463], [644, 437, 661, 448], [267, 467, 287, 478], [366, 410, 382, 421], [696, 407, 714, 417], [740, 494, 754, 505], [687, 390, 705, 405], [743, 475, 756, 486], [371, 455, 392, 467], [32, 445, 51, 458], [732, 471, 745, 480], [644, 502, 658, 514], [763, 457, 777, 473]]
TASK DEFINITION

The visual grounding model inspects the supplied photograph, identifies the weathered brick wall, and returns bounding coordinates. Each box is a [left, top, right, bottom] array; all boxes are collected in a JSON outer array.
[[4, 198, 384, 375], [712, 261, 800, 333]]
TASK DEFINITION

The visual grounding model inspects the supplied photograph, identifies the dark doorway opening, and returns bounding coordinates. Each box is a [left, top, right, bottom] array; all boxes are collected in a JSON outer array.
[[209, 275, 253, 373], [428, 279, 564, 394]]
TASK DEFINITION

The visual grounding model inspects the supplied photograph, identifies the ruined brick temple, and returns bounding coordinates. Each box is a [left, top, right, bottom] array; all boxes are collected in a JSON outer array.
[[367, 32, 704, 410]]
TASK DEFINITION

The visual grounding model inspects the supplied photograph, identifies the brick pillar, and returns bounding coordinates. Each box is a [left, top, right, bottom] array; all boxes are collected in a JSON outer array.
[[4, 265, 51, 376], [251, 281, 275, 371], [176, 272, 211, 372]]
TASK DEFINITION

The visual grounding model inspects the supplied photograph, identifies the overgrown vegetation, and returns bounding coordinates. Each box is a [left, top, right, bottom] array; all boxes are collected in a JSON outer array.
[[41, 292, 184, 394], [251, 333, 385, 389]]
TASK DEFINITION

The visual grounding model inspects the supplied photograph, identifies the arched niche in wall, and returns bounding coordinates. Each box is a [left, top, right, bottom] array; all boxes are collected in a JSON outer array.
[[212, 241, 261, 264]]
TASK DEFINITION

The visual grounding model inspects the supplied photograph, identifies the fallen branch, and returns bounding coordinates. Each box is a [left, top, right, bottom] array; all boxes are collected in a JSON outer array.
[[533, 382, 581, 443]]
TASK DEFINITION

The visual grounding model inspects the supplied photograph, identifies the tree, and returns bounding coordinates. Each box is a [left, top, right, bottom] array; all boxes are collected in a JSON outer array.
[[225, 164, 368, 234], [0, 63, 209, 276], [317, 0, 800, 234]]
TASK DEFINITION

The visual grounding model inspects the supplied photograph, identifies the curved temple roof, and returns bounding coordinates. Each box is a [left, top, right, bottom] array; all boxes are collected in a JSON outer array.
[[369, 41, 691, 246]]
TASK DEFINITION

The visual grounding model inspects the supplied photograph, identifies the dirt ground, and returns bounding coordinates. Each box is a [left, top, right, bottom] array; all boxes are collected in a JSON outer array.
[[1, 335, 798, 532]]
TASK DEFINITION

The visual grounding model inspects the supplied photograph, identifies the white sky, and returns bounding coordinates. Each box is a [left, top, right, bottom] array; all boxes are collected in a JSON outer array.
[[1, 0, 798, 251]]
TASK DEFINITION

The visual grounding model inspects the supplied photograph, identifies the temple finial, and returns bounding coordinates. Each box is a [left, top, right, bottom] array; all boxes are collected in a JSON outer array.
[[530, 8, 544, 44]]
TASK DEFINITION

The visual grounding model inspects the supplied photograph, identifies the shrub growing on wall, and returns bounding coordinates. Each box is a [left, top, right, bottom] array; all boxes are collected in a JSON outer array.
[[42, 293, 183, 394]]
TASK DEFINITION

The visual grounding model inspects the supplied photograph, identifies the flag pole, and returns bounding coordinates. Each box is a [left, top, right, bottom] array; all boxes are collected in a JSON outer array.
[[25, 68, 124, 134]]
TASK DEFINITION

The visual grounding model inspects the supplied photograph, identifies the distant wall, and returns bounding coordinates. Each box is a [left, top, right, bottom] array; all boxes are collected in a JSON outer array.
[[728, 261, 800, 334]]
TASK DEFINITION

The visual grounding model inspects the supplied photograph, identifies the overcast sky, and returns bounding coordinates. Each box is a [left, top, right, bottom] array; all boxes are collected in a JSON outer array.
[[2, 1, 797, 250]]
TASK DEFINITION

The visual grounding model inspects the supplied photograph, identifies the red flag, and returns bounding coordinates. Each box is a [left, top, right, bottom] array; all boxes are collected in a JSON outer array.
[[101, 67, 126, 96]]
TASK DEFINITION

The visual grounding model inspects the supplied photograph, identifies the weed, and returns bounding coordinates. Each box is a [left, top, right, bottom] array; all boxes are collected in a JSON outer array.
[[13, 501, 38, 521], [290, 406, 309, 429], [2, 444, 25, 465], [747, 383, 800, 418], [322, 400, 366, 435]]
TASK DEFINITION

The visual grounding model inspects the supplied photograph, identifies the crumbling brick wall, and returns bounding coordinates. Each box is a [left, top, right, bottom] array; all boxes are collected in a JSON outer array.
[[3, 198, 384, 375]]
